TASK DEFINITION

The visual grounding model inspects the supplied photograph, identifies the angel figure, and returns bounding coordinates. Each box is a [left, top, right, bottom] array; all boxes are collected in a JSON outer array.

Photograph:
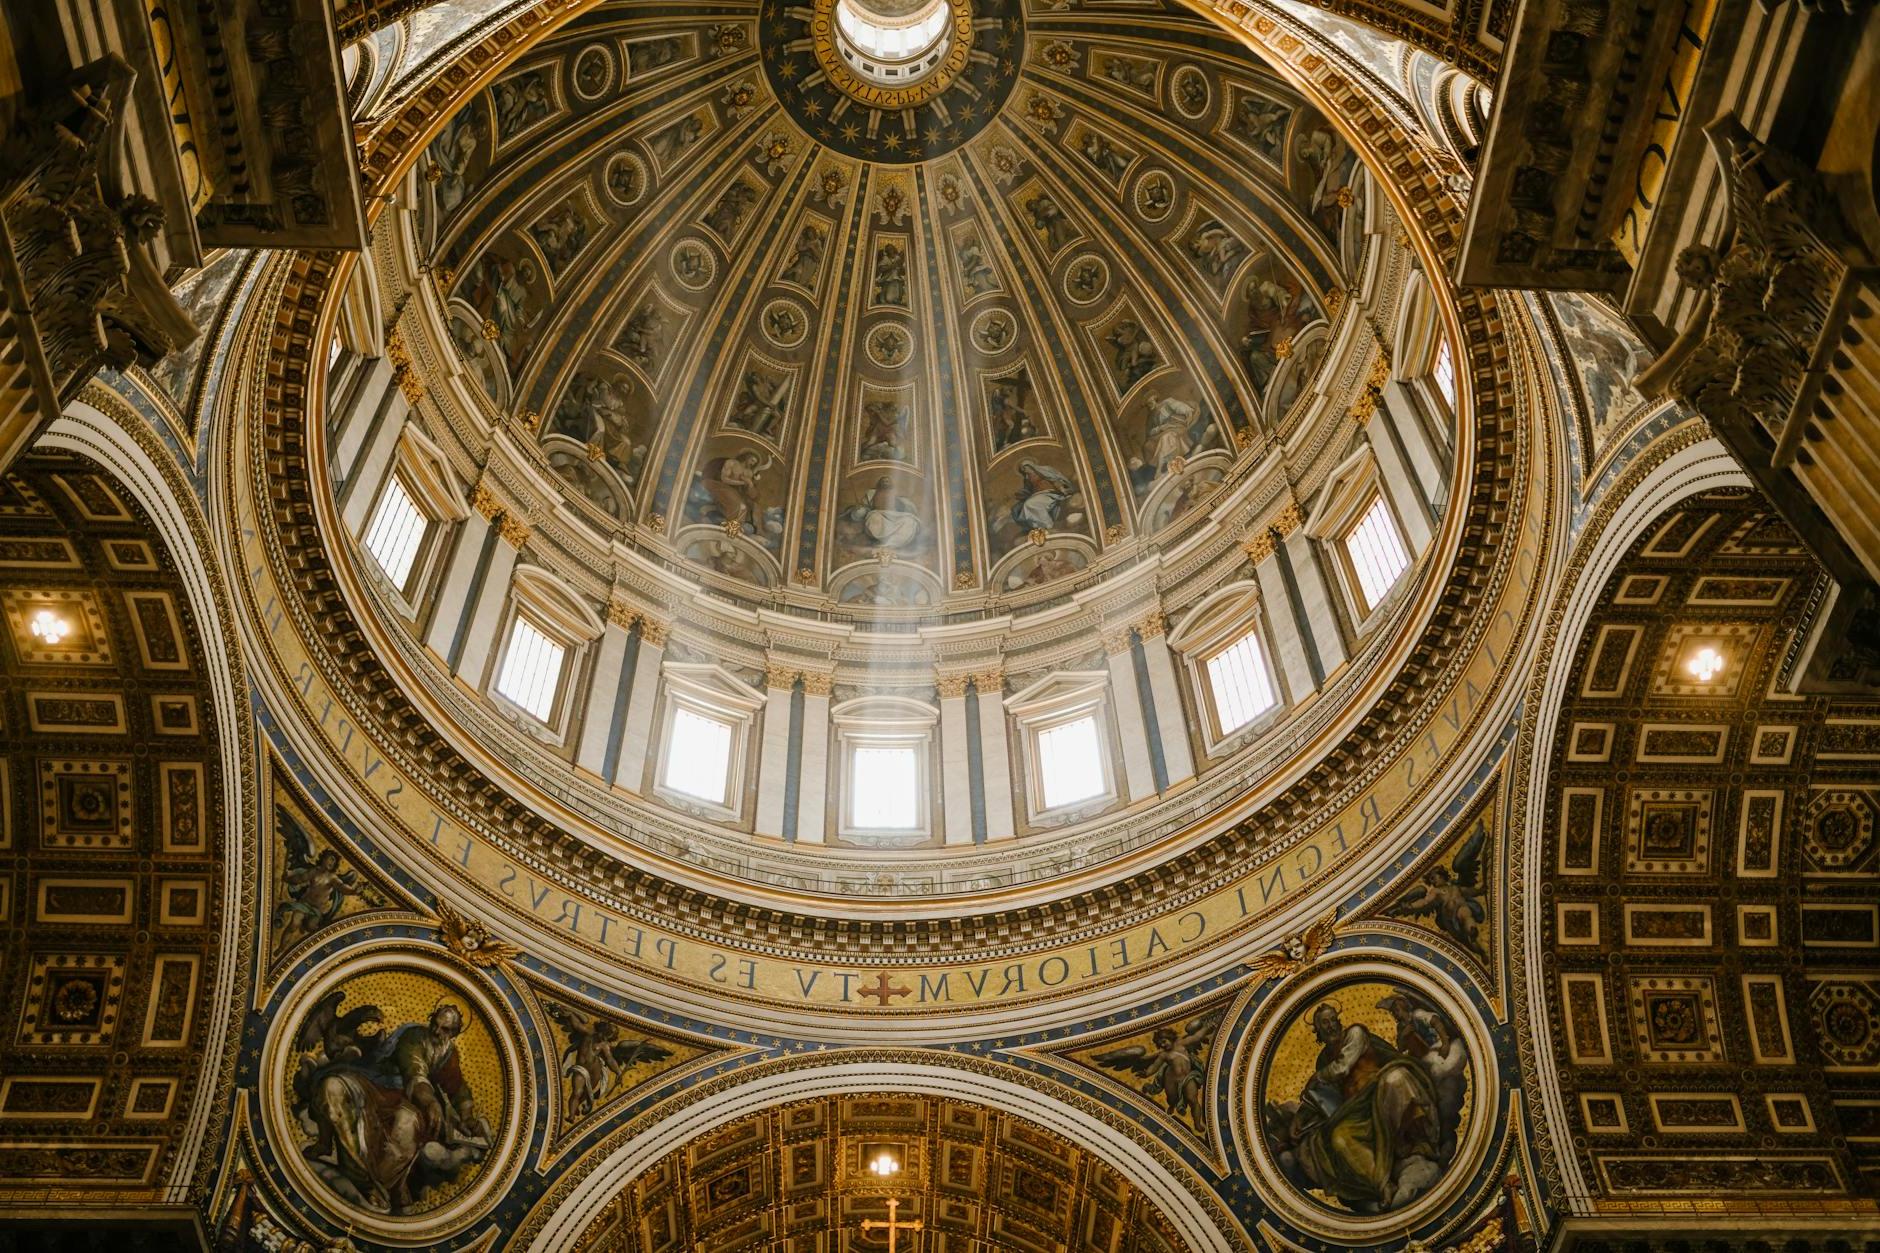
[[295, 989, 385, 1067], [273, 811, 376, 952], [1386, 823, 1488, 961], [1093, 1006, 1225, 1133], [544, 1002, 674, 1121]]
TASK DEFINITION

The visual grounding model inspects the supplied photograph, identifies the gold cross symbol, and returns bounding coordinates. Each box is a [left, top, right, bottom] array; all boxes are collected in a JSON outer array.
[[860, 1197, 923, 1251]]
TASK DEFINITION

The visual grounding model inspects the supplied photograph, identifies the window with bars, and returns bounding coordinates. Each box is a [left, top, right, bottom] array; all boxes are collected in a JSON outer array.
[[1036, 714, 1107, 810], [1344, 495, 1412, 613], [1432, 340, 1457, 410], [662, 706, 735, 805], [1206, 628, 1278, 735], [361, 475, 430, 593], [848, 743, 920, 829], [493, 615, 567, 723]]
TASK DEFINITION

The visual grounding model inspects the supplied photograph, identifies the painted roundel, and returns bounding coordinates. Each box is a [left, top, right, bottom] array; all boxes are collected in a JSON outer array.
[[759, 0, 1025, 162], [267, 953, 524, 1238], [1252, 971, 1481, 1224]]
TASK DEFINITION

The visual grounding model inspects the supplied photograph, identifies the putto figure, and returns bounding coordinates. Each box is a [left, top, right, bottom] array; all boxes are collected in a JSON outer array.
[[544, 1001, 674, 1122], [1092, 1006, 1225, 1133]]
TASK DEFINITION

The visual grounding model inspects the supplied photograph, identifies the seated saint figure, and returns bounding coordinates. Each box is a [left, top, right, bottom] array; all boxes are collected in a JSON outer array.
[[1263, 1001, 1452, 1214]]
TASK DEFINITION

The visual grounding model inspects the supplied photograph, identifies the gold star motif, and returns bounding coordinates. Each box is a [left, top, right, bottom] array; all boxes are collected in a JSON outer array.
[[842, 122, 861, 140]]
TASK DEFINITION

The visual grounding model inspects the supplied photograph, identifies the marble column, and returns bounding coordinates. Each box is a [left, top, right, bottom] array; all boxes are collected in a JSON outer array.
[[1280, 526, 1349, 675], [1136, 612, 1196, 787], [338, 388, 409, 532], [615, 617, 668, 794], [574, 604, 635, 777], [331, 355, 393, 460], [1103, 626, 1158, 803], [974, 671, 1016, 841], [1380, 379, 1450, 507], [1364, 413, 1435, 551], [422, 486, 497, 658], [937, 674, 975, 846], [1253, 551, 1316, 700], [794, 672, 833, 845], [453, 510, 528, 686], [754, 668, 797, 838]]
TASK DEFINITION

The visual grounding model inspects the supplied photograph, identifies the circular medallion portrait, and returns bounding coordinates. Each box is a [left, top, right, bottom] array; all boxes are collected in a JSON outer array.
[[1256, 975, 1476, 1220], [271, 955, 521, 1235]]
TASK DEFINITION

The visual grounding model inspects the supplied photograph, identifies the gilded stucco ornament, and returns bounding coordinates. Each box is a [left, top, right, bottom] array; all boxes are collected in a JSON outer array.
[[435, 900, 524, 968], [1246, 909, 1339, 983]]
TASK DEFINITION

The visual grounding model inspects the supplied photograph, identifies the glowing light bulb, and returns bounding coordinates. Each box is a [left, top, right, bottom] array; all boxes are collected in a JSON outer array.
[[28, 609, 70, 646], [1684, 645, 1725, 683], [868, 1151, 901, 1177]]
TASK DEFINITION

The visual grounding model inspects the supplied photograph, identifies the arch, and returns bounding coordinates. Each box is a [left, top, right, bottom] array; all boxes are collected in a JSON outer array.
[[522, 1055, 1239, 1253], [1516, 435, 1751, 1209], [35, 402, 255, 1198]]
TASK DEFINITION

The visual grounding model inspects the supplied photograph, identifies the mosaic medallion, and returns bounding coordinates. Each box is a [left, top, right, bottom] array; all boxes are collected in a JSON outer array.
[[265, 950, 525, 1240], [1246, 963, 1488, 1236]]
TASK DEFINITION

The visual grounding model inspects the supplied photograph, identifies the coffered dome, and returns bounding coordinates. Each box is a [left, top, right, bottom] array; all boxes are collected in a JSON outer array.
[[417, 0, 1367, 614]]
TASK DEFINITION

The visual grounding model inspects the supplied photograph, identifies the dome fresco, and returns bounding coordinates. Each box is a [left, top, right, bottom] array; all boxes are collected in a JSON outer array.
[[420, 0, 1364, 609]]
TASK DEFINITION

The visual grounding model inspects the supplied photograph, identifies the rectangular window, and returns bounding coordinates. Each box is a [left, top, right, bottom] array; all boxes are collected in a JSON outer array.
[[1207, 629, 1277, 735], [361, 475, 429, 592], [663, 707, 734, 804], [849, 744, 919, 829], [1345, 496, 1412, 613], [1432, 340, 1457, 409], [493, 615, 567, 722], [1036, 714, 1106, 810]]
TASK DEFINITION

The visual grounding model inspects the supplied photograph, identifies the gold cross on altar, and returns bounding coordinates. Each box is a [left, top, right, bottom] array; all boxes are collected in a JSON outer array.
[[860, 1197, 923, 1251]]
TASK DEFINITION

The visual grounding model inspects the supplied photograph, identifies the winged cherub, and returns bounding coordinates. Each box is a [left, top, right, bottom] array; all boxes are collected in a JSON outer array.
[[273, 810, 377, 952], [544, 1001, 675, 1121], [1386, 823, 1489, 961], [1092, 1006, 1225, 1133]]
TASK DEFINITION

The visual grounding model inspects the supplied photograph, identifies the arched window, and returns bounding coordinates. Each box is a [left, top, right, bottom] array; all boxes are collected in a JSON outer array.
[[488, 565, 604, 735], [831, 695, 938, 841], [1006, 673, 1120, 821], [653, 663, 766, 820], [1169, 583, 1284, 752]]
